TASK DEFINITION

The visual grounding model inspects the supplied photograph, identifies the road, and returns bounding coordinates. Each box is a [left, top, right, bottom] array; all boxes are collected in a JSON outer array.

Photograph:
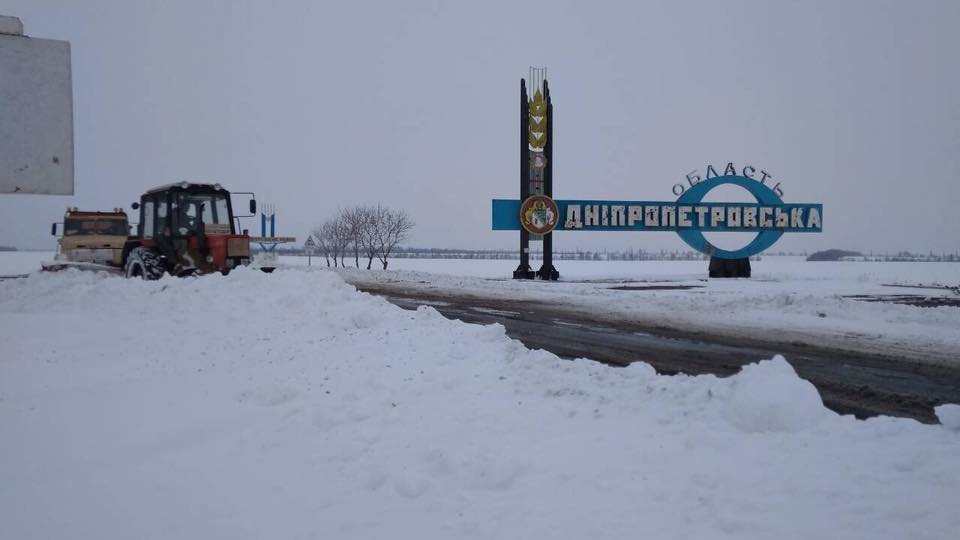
[[355, 283, 960, 424]]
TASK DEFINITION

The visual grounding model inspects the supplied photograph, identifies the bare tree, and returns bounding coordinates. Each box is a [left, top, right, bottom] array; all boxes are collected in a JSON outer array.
[[310, 221, 334, 267], [341, 207, 369, 269], [357, 206, 380, 269], [331, 213, 351, 267], [313, 205, 413, 271], [373, 206, 414, 270], [313, 215, 349, 268]]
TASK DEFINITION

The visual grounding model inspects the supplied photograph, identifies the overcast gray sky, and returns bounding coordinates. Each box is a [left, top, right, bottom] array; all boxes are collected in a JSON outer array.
[[2, 0, 959, 255]]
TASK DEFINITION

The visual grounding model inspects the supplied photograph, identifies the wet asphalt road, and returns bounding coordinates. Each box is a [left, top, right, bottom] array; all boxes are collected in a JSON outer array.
[[358, 285, 960, 424]]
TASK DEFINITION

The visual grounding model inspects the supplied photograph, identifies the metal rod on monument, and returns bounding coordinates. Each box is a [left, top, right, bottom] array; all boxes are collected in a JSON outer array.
[[514, 78, 533, 279], [539, 78, 559, 280]]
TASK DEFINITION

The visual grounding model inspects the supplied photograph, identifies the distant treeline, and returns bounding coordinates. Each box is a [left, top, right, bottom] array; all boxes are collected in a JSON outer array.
[[807, 249, 862, 261], [264, 246, 751, 262], [0, 246, 17, 252], [808, 249, 960, 262], [263, 245, 960, 263], [388, 247, 723, 261]]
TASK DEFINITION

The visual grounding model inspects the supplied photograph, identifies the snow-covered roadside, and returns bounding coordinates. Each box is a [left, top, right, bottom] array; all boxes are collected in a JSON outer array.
[[282, 255, 960, 286], [1, 268, 958, 539], [333, 262, 960, 366], [0, 251, 52, 276], [4, 251, 958, 362]]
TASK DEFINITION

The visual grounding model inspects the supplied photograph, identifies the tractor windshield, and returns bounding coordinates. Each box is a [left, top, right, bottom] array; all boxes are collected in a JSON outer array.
[[176, 193, 233, 235], [63, 218, 129, 236]]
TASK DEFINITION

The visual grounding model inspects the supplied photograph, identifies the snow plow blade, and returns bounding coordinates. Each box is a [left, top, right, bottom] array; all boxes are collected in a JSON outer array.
[[40, 261, 124, 275]]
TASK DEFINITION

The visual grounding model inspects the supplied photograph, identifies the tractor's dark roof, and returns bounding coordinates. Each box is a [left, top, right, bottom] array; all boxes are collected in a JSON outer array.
[[145, 182, 226, 194]]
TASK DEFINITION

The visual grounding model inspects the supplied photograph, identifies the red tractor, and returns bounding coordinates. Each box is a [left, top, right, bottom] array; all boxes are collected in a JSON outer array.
[[122, 182, 256, 279]]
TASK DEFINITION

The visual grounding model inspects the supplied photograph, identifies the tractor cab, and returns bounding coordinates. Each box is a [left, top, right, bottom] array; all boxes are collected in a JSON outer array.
[[122, 182, 256, 279]]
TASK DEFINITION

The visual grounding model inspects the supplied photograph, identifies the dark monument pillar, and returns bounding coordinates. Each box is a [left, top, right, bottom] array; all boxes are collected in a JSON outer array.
[[537, 79, 559, 280], [513, 79, 535, 279]]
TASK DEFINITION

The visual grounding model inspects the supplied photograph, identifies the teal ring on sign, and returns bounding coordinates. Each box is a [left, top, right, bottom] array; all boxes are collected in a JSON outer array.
[[675, 175, 784, 259]]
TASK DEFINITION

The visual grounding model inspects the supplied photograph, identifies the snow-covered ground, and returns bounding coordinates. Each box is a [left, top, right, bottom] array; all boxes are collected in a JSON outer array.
[[310, 256, 960, 365], [6, 252, 960, 362], [0, 250, 51, 276], [2, 266, 959, 539], [8, 250, 959, 285], [284, 254, 960, 285]]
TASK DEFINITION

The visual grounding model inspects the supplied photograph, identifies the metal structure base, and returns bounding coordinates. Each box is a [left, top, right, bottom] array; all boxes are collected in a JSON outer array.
[[537, 264, 559, 281], [513, 265, 536, 279], [709, 257, 751, 278]]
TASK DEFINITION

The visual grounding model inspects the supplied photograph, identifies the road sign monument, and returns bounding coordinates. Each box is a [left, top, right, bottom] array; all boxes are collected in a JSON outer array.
[[492, 71, 824, 279]]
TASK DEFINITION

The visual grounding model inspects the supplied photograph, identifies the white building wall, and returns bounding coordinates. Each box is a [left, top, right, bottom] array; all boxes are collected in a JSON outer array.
[[0, 15, 74, 195]]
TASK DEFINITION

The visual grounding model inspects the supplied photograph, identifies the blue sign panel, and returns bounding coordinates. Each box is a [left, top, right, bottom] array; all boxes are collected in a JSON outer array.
[[492, 175, 823, 259]]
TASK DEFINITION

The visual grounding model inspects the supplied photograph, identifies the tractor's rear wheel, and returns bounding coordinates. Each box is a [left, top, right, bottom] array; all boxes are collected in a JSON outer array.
[[125, 247, 165, 280]]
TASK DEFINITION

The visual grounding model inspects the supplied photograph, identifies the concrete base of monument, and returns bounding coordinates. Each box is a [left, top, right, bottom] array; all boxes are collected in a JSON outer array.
[[709, 256, 751, 278]]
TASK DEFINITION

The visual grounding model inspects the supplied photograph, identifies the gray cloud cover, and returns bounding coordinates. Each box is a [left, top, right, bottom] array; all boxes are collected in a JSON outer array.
[[2, 0, 958, 255]]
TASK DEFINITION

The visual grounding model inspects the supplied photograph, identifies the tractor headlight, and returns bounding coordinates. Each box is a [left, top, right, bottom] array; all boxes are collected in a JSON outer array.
[[206, 255, 214, 263]]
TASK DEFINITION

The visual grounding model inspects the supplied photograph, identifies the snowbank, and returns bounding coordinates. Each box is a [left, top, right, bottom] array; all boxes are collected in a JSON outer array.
[[936, 404, 960, 432], [722, 356, 828, 433], [334, 261, 960, 365], [1, 268, 958, 539]]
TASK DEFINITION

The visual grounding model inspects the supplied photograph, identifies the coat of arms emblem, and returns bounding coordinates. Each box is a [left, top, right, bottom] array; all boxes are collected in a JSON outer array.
[[519, 195, 559, 235]]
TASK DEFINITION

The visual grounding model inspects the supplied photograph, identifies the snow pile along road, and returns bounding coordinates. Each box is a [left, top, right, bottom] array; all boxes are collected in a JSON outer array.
[[1, 268, 958, 539], [336, 260, 960, 365]]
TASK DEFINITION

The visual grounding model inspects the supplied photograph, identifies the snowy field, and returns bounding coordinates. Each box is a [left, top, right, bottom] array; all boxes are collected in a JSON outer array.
[[284, 254, 960, 285], [7, 250, 960, 285], [5, 252, 960, 362], [307, 255, 960, 365], [0, 250, 51, 276], [2, 262, 960, 539]]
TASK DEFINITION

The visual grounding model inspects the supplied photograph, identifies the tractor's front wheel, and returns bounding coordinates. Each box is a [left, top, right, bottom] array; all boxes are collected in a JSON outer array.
[[125, 247, 165, 280]]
